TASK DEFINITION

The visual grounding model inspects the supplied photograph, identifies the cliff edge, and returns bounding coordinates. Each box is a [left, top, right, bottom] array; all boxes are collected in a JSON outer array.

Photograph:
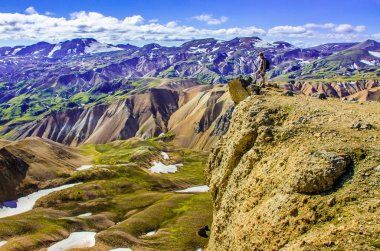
[[206, 90, 380, 250]]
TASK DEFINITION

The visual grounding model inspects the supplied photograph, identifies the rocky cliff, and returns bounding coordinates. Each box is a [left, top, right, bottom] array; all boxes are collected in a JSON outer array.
[[206, 91, 380, 250]]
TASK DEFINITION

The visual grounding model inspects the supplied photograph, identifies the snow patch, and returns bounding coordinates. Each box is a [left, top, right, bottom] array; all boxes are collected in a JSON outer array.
[[161, 152, 169, 160], [369, 51, 380, 58], [0, 183, 81, 218], [48, 44, 62, 57], [78, 213, 92, 217], [211, 47, 219, 52], [254, 40, 273, 48], [360, 60, 376, 66], [295, 58, 310, 65], [85, 41, 123, 54], [76, 165, 93, 171], [12, 47, 24, 55], [146, 231, 156, 236], [149, 161, 178, 174], [176, 186, 209, 193], [189, 47, 207, 54], [168, 55, 175, 62], [47, 232, 96, 251], [0, 241, 7, 247]]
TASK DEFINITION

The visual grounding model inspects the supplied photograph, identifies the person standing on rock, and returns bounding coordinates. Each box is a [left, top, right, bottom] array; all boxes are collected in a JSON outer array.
[[253, 52, 270, 87]]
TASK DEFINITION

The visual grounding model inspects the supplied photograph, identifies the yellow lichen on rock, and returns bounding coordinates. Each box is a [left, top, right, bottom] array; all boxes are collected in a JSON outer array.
[[206, 91, 380, 250], [228, 79, 250, 105]]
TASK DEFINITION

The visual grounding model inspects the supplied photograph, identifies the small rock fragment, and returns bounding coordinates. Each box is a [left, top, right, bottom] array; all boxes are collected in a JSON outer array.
[[312, 92, 327, 99], [327, 197, 336, 207]]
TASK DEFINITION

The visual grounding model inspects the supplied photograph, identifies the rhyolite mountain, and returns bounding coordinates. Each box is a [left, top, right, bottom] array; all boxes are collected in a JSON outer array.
[[0, 37, 380, 147]]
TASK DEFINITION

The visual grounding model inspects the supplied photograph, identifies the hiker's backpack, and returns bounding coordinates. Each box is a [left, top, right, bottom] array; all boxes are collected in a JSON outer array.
[[264, 59, 270, 71]]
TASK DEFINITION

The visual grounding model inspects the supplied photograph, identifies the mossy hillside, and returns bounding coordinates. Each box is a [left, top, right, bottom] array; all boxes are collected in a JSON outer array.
[[98, 192, 212, 250], [0, 137, 212, 251], [0, 208, 114, 251], [0, 78, 191, 139]]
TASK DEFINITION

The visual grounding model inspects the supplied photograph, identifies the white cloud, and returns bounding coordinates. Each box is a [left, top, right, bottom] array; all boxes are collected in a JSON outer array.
[[304, 23, 335, 29], [304, 23, 366, 33], [0, 9, 375, 45], [122, 15, 144, 25], [193, 14, 228, 25], [25, 6, 38, 15], [268, 26, 312, 37], [0, 10, 264, 44], [373, 33, 380, 39], [166, 21, 178, 28], [267, 23, 368, 40], [334, 24, 366, 33]]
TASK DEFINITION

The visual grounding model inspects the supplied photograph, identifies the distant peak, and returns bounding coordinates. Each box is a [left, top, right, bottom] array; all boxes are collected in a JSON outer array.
[[62, 38, 98, 45], [181, 38, 217, 47], [142, 43, 162, 49]]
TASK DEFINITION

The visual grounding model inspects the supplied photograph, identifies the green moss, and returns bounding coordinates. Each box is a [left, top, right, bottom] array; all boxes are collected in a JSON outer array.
[[353, 148, 366, 161], [95, 144, 113, 153], [70, 92, 91, 104]]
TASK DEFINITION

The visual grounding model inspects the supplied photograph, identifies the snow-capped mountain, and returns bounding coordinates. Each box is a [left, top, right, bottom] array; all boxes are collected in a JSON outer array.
[[0, 38, 124, 58], [0, 37, 379, 87]]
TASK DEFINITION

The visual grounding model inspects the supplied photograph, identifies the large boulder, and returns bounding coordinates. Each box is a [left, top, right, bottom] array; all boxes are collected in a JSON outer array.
[[228, 79, 250, 105], [286, 151, 351, 193]]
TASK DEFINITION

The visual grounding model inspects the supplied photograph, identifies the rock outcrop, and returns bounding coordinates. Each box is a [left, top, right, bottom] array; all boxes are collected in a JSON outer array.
[[347, 86, 380, 102], [0, 148, 28, 202], [284, 80, 379, 98], [206, 91, 380, 250], [0, 137, 87, 203]]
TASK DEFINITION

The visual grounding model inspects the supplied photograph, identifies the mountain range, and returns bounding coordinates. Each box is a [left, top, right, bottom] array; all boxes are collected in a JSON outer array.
[[1, 37, 380, 84]]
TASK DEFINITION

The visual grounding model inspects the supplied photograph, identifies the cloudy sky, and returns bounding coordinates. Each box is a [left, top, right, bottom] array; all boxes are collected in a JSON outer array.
[[0, 0, 379, 47]]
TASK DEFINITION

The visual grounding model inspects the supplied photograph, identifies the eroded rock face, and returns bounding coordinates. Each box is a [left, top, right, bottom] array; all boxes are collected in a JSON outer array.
[[286, 151, 351, 193], [0, 148, 28, 202], [206, 92, 380, 250], [285, 80, 379, 98]]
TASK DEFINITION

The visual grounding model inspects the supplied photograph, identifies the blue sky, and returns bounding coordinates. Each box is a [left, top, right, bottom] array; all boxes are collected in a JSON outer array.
[[0, 0, 379, 47]]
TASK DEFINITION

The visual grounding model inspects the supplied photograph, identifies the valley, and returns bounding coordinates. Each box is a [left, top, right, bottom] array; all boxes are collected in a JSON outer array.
[[0, 136, 212, 251]]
